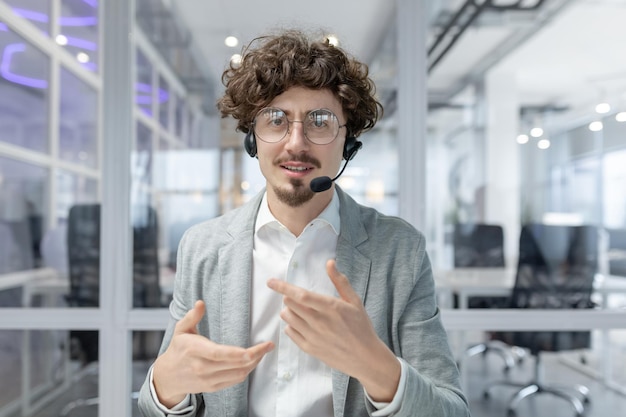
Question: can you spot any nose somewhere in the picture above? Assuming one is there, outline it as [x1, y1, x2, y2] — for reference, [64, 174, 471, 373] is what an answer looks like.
[284, 120, 309, 153]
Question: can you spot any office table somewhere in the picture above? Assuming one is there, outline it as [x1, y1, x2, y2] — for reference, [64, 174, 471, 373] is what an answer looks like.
[434, 267, 626, 393]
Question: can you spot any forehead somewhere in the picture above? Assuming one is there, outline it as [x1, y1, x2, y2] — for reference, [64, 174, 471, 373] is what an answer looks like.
[268, 86, 343, 117]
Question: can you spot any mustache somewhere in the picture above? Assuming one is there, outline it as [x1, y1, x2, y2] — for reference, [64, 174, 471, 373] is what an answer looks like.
[274, 154, 321, 168]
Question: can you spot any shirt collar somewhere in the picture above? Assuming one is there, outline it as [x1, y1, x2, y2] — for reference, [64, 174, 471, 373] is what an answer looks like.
[255, 190, 341, 235]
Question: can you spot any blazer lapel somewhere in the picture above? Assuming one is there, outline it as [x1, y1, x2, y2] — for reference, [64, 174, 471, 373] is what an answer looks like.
[216, 193, 263, 417]
[332, 188, 372, 417]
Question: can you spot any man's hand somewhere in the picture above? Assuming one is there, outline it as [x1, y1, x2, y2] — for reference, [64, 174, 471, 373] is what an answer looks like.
[152, 300, 274, 408]
[267, 259, 401, 402]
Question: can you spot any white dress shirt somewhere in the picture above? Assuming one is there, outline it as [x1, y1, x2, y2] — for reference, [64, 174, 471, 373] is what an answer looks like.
[149, 190, 406, 416]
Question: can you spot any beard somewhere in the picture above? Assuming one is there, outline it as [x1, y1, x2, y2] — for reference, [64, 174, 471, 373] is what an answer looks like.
[270, 154, 320, 207]
[272, 178, 316, 207]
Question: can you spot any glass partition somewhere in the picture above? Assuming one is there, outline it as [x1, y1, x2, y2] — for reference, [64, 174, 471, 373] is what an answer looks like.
[0, 328, 99, 417]
[0, 24, 50, 153]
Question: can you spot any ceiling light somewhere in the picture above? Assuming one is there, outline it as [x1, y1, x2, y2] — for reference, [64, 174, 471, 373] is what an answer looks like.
[55, 34, 68, 45]
[588, 121, 603, 131]
[537, 139, 550, 149]
[516, 134, 529, 144]
[616, 112, 626, 122]
[325, 35, 339, 46]
[76, 52, 90, 63]
[230, 53, 242, 65]
[530, 127, 543, 137]
[224, 36, 238, 47]
[595, 102, 611, 114]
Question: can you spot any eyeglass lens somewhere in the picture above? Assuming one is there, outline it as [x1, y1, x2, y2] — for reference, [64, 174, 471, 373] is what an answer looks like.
[253, 108, 340, 144]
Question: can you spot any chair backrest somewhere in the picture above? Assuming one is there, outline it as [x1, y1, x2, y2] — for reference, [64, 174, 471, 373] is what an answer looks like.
[511, 224, 598, 310]
[496, 224, 599, 354]
[66, 204, 161, 308]
[131, 204, 161, 308]
[453, 223, 505, 267]
[67, 204, 101, 307]
[607, 228, 626, 276]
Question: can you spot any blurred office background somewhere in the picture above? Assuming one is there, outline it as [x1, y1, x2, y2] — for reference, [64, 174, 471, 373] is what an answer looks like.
[0, 0, 625, 416]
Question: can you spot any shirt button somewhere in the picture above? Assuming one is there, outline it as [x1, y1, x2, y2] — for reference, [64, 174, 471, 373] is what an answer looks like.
[283, 372, 292, 381]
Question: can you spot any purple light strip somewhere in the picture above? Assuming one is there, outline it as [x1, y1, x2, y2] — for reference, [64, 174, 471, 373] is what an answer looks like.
[82, 0, 99, 8]
[0, 23, 8, 32]
[62, 35, 97, 51]
[11, 8, 48, 23]
[59, 16, 97, 27]
[135, 96, 153, 105]
[11, 7, 97, 27]
[135, 83, 170, 103]
[135, 82, 152, 94]
[80, 61, 97, 72]
[0, 43, 48, 89]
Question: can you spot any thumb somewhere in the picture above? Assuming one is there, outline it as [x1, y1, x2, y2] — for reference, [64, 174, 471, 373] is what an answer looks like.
[326, 259, 361, 305]
[174, 300, 205, 335]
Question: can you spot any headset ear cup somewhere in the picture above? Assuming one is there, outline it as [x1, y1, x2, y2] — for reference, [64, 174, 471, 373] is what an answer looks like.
[343, 137, 362, 160]
[244, 131, 257, 157]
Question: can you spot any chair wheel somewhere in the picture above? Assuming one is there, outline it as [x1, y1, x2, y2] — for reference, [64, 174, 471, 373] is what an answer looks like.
[507, 409, 516, 417]
[483, 391, 490, 400]
[503, 365, 510, 374]
[583, 396, 590, 404]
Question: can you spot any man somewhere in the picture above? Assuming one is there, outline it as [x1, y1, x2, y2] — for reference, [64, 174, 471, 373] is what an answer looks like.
[139, 29, 470, 417]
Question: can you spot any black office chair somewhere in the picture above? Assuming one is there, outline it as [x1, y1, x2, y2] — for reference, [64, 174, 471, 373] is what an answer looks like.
[62, 204, 161, 415]
[453, 223, 525, 372]
[606, 228, 626, 277]
[483, 224, 598, 417]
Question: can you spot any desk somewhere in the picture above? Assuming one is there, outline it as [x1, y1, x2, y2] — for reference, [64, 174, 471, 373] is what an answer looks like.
[435, 267, 626, 394]
[435, 267, 516, 309]
[0, 267, 175, 417]
[435, 268, 626, 310]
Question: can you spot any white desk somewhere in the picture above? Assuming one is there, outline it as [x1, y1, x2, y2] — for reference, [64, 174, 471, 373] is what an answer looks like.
[435, 267, 516, 309]
[435, 267, 626, 310]
[0, 267, 175, 417]
[434, 267, 626, 394]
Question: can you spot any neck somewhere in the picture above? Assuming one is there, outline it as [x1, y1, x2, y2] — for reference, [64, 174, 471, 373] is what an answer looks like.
[266, 187, 334, 236]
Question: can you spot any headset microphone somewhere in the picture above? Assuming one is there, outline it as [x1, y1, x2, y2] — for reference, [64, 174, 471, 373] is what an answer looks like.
[310, 159, 350, 192]
[310, 137, 362, 193]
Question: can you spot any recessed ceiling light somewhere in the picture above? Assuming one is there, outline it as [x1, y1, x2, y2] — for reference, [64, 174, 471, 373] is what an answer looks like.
[588, 121, 603, 131]
[55, 34, 68, 45]
[616, 112, 626, 122]
[516, 134, 529, 144]
[326, 35, 339, 46]
[595, 102, 611, 114]
[537, 139, 550, 149]
[225, 36, 238, 48]
[230, 54, 242, 65]
[530, 127, 543, 137]
[76, 52, 90, 63]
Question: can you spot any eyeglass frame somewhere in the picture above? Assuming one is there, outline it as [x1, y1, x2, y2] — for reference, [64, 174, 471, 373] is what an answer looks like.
[251, 107, 348, 145]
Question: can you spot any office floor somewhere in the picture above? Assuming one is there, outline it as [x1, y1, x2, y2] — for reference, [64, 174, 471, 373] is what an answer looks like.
[3, 341, 625, 417]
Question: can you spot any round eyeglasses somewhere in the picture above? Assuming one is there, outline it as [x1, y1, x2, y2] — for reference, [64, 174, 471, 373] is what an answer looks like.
[252, 107, 346, 145]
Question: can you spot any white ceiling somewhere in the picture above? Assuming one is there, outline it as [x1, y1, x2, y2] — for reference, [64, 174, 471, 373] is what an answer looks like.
[167, 0, 626, 122]
[169, 0, 395, 85]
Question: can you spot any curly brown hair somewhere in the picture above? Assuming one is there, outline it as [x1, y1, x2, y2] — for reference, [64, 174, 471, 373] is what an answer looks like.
[216, 29, 383, 138]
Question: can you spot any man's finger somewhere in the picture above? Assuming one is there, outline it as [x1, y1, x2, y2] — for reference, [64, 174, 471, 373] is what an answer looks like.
[174, 300, 205, 335]
[203, 340, 275, 365]
[326, 259, 361, 304]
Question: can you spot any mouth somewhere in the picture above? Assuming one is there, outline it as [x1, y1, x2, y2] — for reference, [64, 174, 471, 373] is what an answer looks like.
[280, 163, 315, 177]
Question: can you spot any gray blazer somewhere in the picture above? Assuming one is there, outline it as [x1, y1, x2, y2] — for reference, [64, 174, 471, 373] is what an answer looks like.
[139, 187, 470, 417]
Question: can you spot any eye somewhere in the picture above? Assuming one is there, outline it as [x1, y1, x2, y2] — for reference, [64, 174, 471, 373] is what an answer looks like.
[307, 110, 333, 129]
[260, 109, 286, 128]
